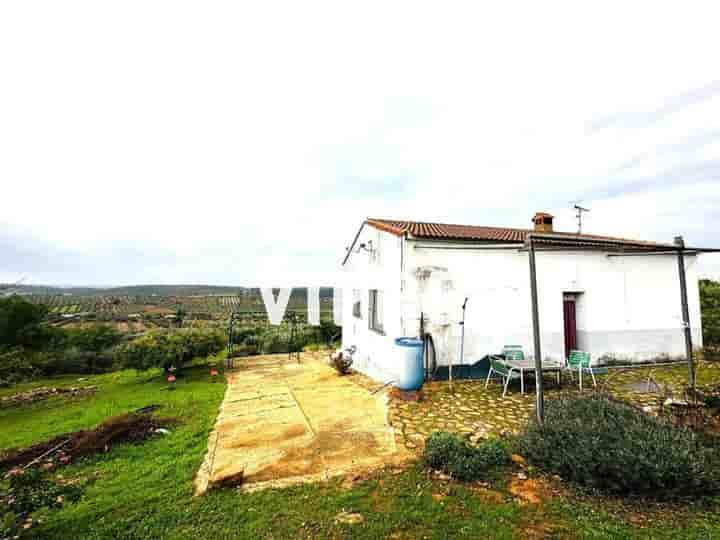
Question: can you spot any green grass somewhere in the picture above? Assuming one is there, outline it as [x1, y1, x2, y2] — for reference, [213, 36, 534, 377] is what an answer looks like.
[1, 367, 719, 539]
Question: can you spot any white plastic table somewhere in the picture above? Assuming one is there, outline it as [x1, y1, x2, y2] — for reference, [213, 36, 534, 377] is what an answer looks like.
[494, 357, 564, 394]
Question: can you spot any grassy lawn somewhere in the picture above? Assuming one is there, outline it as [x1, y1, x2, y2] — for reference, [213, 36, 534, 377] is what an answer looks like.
[1, 366, 719, 539]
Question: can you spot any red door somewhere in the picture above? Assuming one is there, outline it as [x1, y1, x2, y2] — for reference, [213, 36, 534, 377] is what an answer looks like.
[563, 298, 577, 360]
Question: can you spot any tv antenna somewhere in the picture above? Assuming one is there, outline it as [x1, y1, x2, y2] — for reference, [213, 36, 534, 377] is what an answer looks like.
[571, 202, 590, 234]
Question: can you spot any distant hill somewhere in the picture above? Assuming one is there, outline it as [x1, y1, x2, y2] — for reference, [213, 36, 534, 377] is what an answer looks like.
[5, 284, 334, 300]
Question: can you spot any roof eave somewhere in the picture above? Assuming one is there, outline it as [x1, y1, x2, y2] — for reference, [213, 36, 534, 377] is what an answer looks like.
[365, 218, 406, 237]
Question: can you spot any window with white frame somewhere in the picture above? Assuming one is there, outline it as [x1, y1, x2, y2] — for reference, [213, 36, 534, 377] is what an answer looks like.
[352, 289, 362, 318]
[368, 289, 384, 333]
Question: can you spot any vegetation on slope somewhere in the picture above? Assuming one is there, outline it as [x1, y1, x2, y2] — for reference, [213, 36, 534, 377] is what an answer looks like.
[0, 368, 718, 539]
[701, 279, 720, 349]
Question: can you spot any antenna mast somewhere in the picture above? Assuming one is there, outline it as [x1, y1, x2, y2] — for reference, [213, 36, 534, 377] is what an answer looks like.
[572, 203, 590, 234]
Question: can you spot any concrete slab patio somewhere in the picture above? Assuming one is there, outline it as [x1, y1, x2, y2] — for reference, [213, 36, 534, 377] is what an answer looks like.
[195, 354, 408, 494]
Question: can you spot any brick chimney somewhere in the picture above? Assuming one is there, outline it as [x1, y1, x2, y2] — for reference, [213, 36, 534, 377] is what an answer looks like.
[532, 212, 554, 233]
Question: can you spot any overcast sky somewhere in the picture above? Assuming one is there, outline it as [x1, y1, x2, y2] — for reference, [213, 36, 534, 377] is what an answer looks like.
[1, 2, 719, 286]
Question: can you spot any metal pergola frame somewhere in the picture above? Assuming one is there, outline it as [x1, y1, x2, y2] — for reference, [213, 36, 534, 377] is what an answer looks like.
[525, 233, 719, 424]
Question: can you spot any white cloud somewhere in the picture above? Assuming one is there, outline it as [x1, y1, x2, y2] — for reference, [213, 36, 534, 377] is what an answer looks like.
[0, 1, 719, 284]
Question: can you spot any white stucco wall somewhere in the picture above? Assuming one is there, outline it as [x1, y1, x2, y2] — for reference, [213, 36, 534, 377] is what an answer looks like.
[341, 226, 404, 382]
[406, 242, 702, 367]
[342, 225, 704, 381]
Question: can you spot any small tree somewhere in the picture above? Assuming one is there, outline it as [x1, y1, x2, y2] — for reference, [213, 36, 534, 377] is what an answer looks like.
[117, 329, 225, 372]
[0, 296, 48, 349]
[64, 324, 122, 351]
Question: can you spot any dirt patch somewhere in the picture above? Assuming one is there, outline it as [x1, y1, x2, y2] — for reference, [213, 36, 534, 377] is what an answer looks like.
[509, 475, 558, 506]
[471, 486, 506, 503]
[521, 521, 566, 540]
[0, 413, 175, 471]
[1, 386, 97, 409]
[389, 387, 424, 402]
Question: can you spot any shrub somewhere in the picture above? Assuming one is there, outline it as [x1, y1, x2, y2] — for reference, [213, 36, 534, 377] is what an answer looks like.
[258, 332, 287, 354]
[318, 320, 341, 345]
[117, 329, 225, 371]
[518, 395, 720, 498]
[44, 348, 116, 375]
[700, 279, 720, 348]
[0, 349, 44, 386]
[241, 335, 258, 347]
[231, 326, 264, 346]
[473, 438, 512, 469]
[423, 432, 510, 481]
[0, 296, 48, 349]
[1, 467, 83, 538]
[63, 325, 122, 351]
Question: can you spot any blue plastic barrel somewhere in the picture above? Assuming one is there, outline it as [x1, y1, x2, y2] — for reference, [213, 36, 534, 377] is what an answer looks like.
[394, 337, 424, 391]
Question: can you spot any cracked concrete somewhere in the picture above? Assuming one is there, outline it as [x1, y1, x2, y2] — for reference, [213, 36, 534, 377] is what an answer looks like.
[194, 354, 408, 495]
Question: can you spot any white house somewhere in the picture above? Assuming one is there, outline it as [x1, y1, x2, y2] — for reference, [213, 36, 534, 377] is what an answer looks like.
[341, 213, 709, 383]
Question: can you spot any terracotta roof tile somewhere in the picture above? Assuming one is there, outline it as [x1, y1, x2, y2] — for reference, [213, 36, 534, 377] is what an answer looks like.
[365, 218, 674, 249]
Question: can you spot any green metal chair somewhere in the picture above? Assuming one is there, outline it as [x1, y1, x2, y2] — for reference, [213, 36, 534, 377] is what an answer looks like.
[567, 350, 597, 391]
[501, 345, 525, 362]
[485, 356, 521, 397]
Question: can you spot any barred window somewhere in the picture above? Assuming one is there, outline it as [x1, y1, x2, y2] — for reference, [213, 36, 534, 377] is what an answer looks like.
[352, 289, 362, 318]
[368, 289, 384, 334]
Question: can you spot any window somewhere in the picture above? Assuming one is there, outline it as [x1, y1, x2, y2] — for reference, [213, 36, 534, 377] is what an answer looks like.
[368, 289, 384, 333]
[352, 289, 362, 318]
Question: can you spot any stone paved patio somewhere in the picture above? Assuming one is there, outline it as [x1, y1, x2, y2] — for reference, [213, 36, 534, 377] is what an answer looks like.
[389, 361, 720, 453]
[195, 353, 407, 495]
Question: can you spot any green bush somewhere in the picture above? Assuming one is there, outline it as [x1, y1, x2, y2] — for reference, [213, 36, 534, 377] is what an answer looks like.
[0, 349, 44, 386]
[43, 348, 116, 375]
[701, 279, 720, 348]
[231, 326, 264, 346]
[1, 467, 83, 538]
[63, 325, 122, 351]
[318, 320, 341, 345]
[518, 395, 720, 498]
[0, 346, 118, 383]
[228, 321, 340, 356]
[423, 432, 510, 481]
[117, 329, 225, 371]
[258, 332, 287, 354]
[0, 296, 48, 349]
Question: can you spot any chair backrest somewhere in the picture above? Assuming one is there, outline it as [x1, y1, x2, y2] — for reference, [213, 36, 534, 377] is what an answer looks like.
[568, 350, 590, 368]
[490, 358, 511, 376]
[502, 345, 525, 362]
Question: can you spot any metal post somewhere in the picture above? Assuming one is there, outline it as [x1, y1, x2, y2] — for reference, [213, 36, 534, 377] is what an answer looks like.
[674, 236, 695, 392]
[528, 235, 544, 424]
[454, 298, 468, 391]
[227, 312, 235, 369]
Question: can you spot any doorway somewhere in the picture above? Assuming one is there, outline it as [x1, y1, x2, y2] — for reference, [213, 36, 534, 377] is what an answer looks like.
[563, 293, 578, 360]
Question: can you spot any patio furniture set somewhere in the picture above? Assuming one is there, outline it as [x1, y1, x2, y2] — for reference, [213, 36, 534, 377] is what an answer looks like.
[485, 345, 606, 396]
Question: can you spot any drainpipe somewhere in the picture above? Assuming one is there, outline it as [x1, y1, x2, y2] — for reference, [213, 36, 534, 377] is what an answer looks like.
[674, 236, 695, 393]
